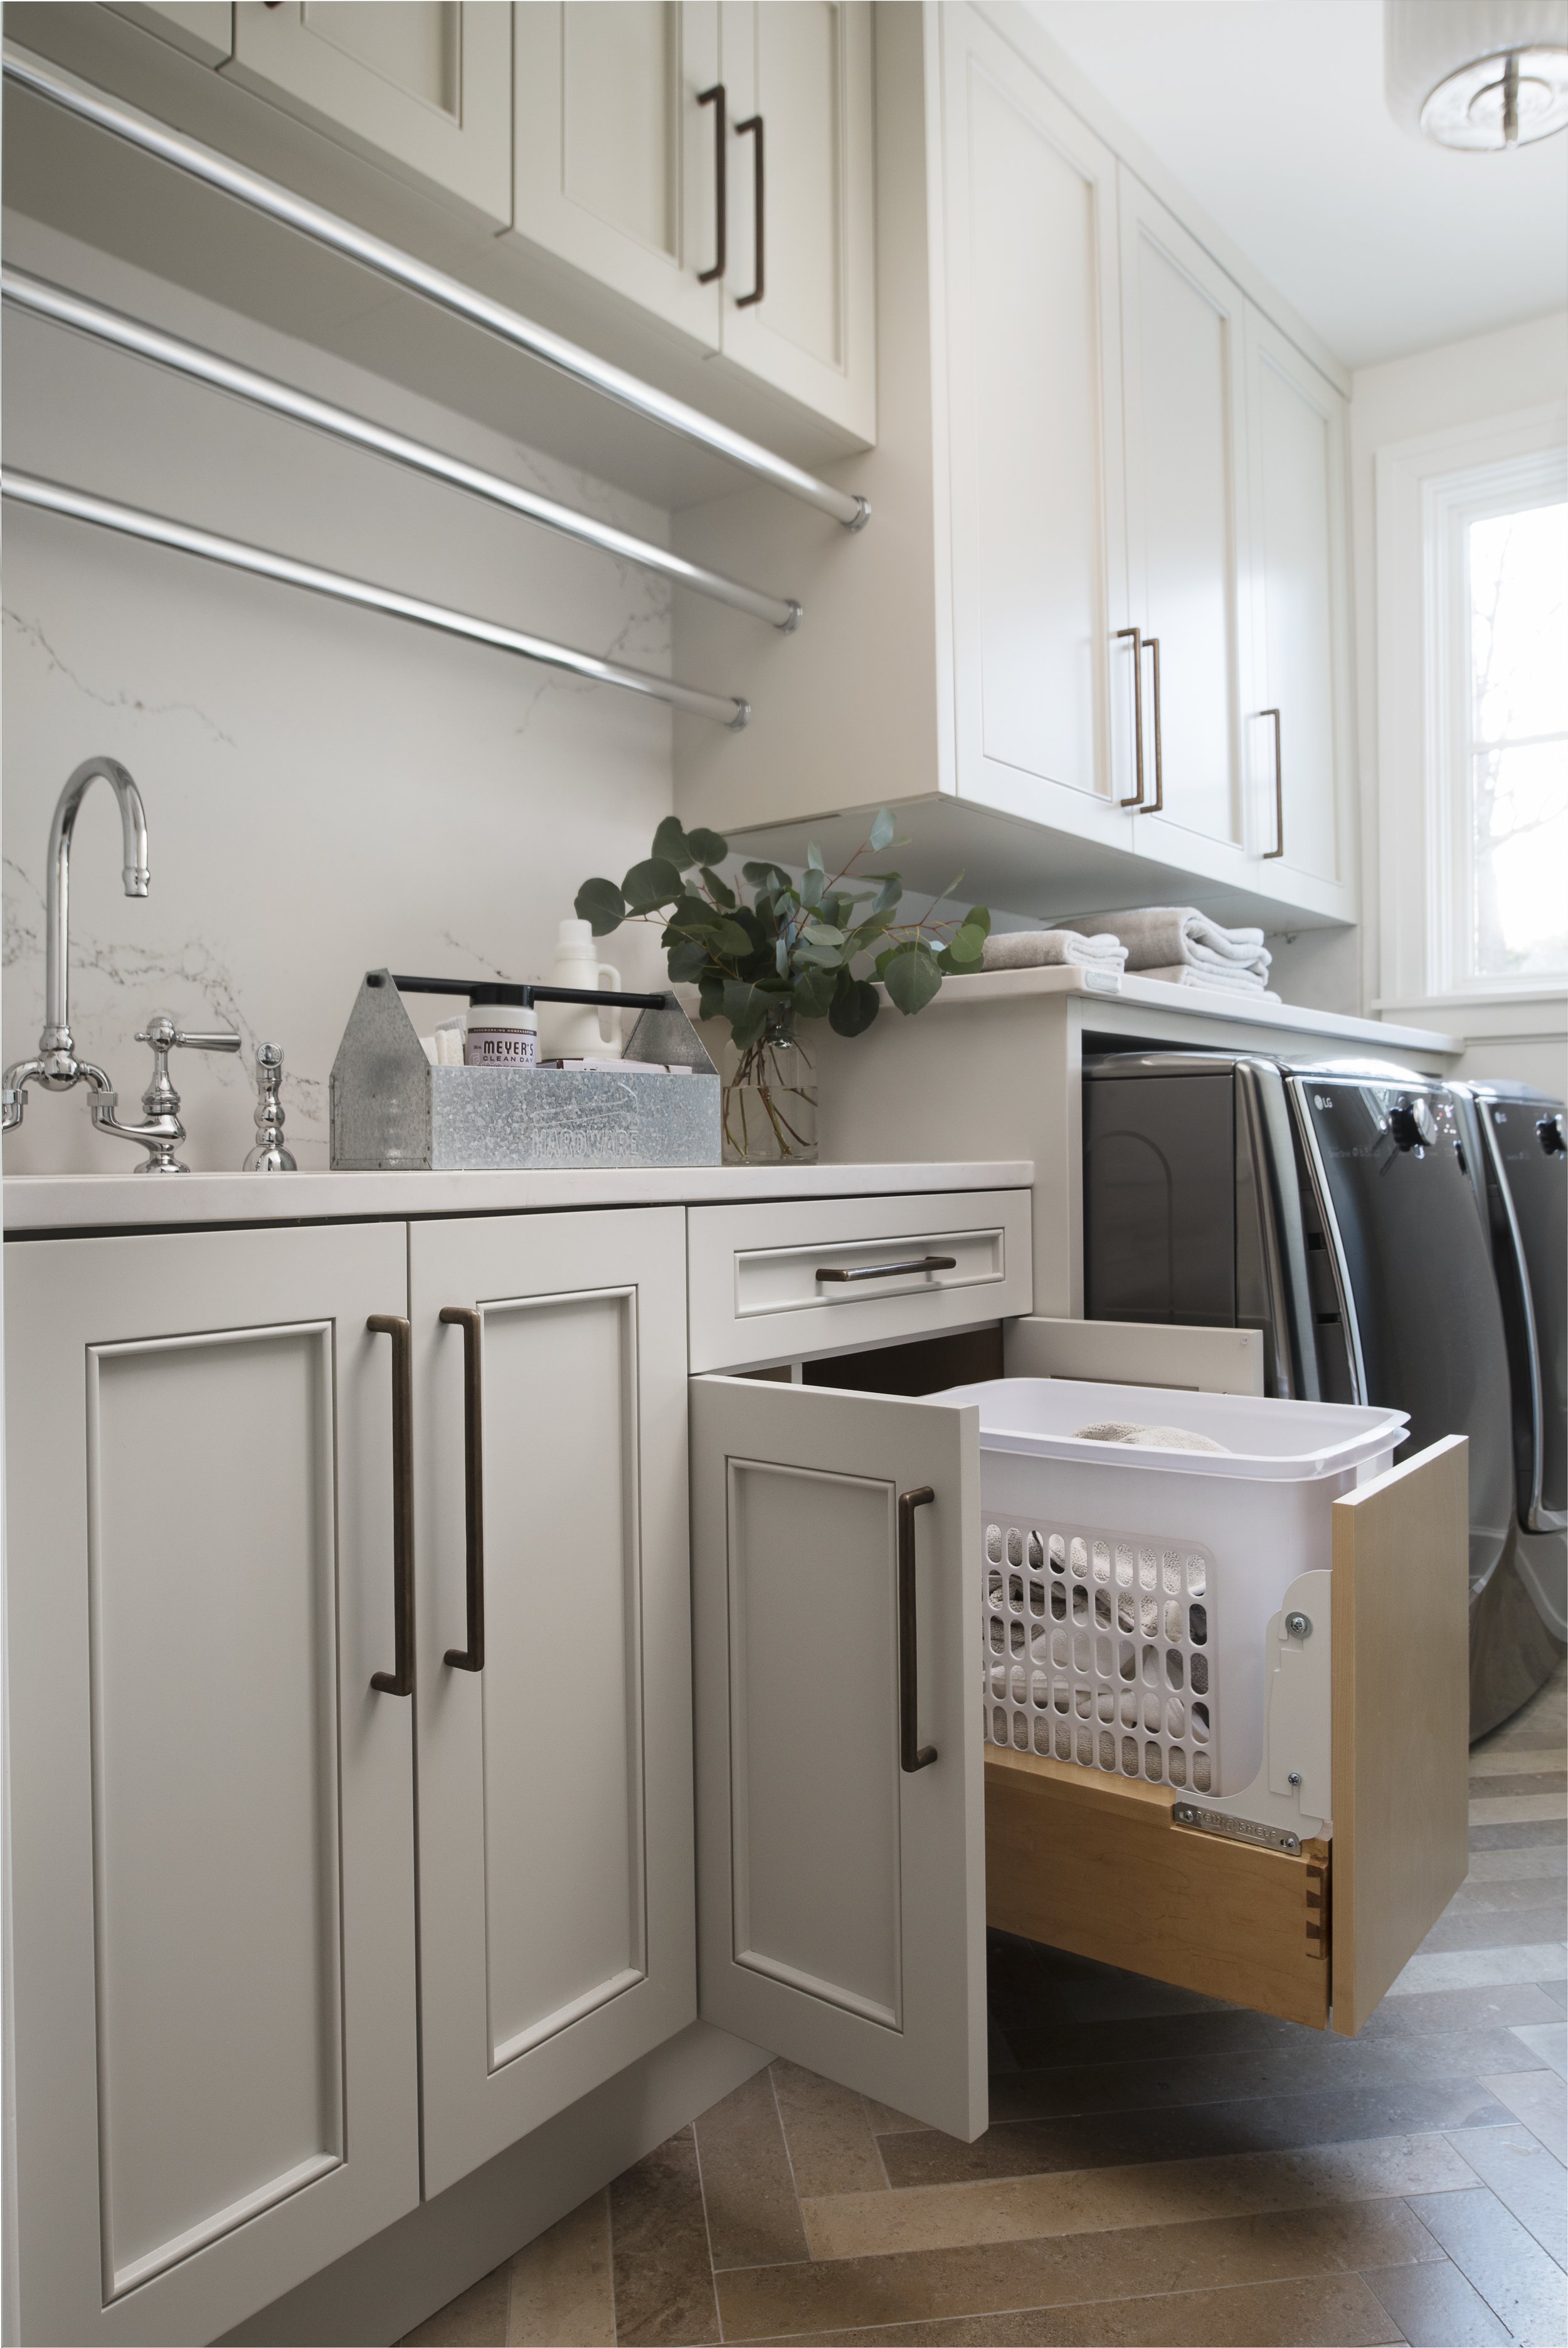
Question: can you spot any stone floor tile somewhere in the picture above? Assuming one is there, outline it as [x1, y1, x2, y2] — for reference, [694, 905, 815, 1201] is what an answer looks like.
[1510, 2020, 1568, 2078]
[1469, 1793, 1568, 1827]
[1408, 2183, 1568, 2345]
[1463, 1846, 1568, 1883]
[733, 2271, 1402, 2345]
[506, 2192, 613, 2348]
[1362, 2256, 1510, 2346]
[1448, 1876, 1568, 1915]
[800, 2132, 1478, 2261]
[608, 2127, 720, 2346]
[772, 2060, 889, 2198]
[1539, 1977, 1568, 2010]
[1385, 1943, 1567, 1997]
[1419, 1905, 1568, 1954]
[1478, 2066, 1568, 2160]
[1448, 2122, 1568, 2261]
[1469, 1750, 1567, 1780]
[399, 2263, 510, 2347]
[864, 2099, 932, 2136]
[878, 2075, 1510, 2188]
[692, 2068, 808, 2271]
[1358, 1982, 1566, 2038]
[1468, 1819, 1568, 1852]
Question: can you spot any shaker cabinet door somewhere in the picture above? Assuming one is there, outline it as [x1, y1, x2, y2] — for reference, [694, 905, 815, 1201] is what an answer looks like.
[226, 3, 514, 226]
[716, 0, 875, 440]
[1243, 302, 1350, 887]
[512, 0, 723, 349]
[3, 1224, 418, 2347]
[943, 6, 1134, 840]
[411, 1207, 696, 2197]
[690, 1373, 988, 2140]
[1118, 169, 1249, 853]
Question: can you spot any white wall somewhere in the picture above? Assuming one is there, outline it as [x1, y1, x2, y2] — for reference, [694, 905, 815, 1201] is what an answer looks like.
[1349, 307, 1568, 1098]
[2, 216, 679, 1175]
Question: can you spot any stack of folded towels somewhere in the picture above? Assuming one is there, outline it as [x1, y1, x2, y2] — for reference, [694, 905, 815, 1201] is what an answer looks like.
[979, 907, 1274, 997]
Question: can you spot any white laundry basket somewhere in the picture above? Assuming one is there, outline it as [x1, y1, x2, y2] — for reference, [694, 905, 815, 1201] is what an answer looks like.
[933, 1378, 1408, 1797]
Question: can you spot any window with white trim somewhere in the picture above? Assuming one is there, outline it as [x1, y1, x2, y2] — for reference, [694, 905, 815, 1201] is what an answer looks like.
[1429, 453, 1567, 989]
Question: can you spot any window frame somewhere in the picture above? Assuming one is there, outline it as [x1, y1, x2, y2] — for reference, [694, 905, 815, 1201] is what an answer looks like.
[1375, 402, 1568, 1020]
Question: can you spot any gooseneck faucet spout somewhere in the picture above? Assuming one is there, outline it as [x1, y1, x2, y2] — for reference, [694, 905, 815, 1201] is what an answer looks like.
[41, 755, 149, 1081]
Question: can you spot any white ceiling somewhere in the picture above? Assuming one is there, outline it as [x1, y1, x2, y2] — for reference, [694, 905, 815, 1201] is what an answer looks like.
[1021, 0, 1568, 369]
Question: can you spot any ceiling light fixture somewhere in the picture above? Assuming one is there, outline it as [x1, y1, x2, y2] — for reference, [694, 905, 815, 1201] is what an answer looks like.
[1385, 0, 1568, 147]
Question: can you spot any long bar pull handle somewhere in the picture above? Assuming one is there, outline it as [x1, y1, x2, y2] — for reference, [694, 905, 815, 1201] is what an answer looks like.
[1261, 708, 1285, 859]
[368, 1315, 414, 1696]
[1141, 635, 1164, 814]
[1116, 626, 1145, 806]
[898, 1487, 938, 1774]
[816, 1256, 957, 1284]
[440, 1308, 485, 1672]
[736, 113, 765, 306]
[697, 85, 726, 283]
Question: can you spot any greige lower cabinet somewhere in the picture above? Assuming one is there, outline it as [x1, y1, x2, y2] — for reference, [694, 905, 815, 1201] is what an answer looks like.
[4, 1205, 696, 2345]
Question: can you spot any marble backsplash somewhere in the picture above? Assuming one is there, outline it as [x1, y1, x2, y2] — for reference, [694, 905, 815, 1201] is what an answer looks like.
[2, 215, 678, 1175]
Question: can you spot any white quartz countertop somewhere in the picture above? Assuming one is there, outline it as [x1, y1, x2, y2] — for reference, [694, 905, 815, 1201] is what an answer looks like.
[917, 966, 1466, 1054]
[3, 1160, 1035, 1235]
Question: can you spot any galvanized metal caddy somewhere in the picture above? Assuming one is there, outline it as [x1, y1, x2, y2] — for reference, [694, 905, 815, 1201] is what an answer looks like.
[330, 970, 721, 1170]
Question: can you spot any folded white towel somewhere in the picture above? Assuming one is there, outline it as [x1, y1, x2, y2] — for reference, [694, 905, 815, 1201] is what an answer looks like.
[979, 929, 1127, 972]
[1058, 906, 1270, 978]
[1140, 965, 1279, 1000]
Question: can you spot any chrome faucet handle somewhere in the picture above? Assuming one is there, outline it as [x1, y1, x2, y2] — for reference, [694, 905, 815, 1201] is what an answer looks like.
[244, 1042, 297, 1172]
[101, 1013, 243, 1173]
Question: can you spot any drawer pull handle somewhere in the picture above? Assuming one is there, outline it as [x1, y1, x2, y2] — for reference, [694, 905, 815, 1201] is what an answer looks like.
[697, 85, 726, 284]
[440, 1307, 485, 1673]
[367, 1314, 414, 1697]
[1261, 707, 1285, 859]
[898, 1487, 937, 1773]
[736, 110, 765, 307]
[815, 1255, 957, 1284]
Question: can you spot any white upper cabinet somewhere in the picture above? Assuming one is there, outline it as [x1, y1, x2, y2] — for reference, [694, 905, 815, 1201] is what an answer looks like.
[717, 1, 876, 438]
[1243, 302, 1350, 887]
[225, 2, 514, 225]
[4, 1224, 419, 2347]
[943, 6, 1132, 835]
[1118, 171, 1249, 853]
[410, 1207, 697, 2197]
[513, 1, 723, 349]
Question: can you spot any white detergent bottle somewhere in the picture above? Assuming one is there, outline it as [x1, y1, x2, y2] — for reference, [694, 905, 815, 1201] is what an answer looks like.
[537, 918, 623, 1059]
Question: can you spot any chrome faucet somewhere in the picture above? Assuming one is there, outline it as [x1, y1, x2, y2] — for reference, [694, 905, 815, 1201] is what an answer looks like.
[3, 756, 239, 1170]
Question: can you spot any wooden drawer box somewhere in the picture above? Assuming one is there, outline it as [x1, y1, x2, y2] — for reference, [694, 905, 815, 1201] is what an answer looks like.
[687, 1190, 1032, 1372]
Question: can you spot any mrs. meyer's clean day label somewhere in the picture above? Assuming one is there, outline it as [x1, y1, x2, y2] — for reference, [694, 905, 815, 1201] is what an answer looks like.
[463, 985, 538, 1069]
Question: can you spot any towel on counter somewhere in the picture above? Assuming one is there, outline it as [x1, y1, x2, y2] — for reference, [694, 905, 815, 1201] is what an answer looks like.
[978, 929, 1127, 973]
[1057, 906, 1271, 982]
[1139, 963, 1279, 1000]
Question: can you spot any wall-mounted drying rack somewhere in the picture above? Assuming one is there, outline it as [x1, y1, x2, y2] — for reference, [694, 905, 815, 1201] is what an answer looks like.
[1, 42, 870, 531]
[0, 470, 751, 729]
[1, 270, 800, 633]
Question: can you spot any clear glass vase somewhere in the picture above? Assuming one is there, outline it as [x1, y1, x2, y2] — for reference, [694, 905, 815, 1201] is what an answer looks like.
[721, 1008, 818, 1165]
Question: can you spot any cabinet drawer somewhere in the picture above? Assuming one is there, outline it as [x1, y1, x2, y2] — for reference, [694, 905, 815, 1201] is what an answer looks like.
[687, 1189, 1032, 1371]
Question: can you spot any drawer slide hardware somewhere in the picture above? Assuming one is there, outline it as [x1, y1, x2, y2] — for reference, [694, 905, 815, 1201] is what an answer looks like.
[1172, 1801, 1303, 1857]
[817, 1255, 957, 1284]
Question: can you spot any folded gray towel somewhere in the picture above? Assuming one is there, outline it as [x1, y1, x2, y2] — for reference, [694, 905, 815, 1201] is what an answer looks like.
[979, 929, 1127, 972]
[1057, 906, 1270, 978]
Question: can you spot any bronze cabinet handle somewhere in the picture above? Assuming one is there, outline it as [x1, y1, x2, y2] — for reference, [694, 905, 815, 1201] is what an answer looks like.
[1116, 626, 1145, 805]
[440, 1307, 485, 1672]
[1141, 635, 1163, 813]
[697, 85, 726, 283]
[898, 1487, 938, 1772]
[736, 112, 765, 306]
[1261, 707, 1284, 858]
[815, 1255, 957, 1283]
[368, 1314, 414, 1696]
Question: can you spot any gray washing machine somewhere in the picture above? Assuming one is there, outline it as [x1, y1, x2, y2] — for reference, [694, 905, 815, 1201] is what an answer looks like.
[1083, 1052, 1550, 1733]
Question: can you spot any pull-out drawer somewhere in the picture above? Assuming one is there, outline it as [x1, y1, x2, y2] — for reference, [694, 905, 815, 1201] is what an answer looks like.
[687, 1190, 1032, 1372]
[691, 1368, 1469, 2140]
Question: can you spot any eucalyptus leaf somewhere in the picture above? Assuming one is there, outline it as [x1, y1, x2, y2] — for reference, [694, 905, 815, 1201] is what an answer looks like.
[651, 815, 695, 870]
[799, 866, 825, 910]
[686, 826, 729, 866]
[806, 841, 826, 872]
[742, 860, 793, 892]
[666, 938, 709, 982]
[575, 876, 626, 936]
[945, 924, 987, 968]
[882, 942, 943, 1016]
[697, 975, 726, 1025]
[709, 918, 756, 960]
[869, 808, 897, 851]
[829, 975, 880, 1036]
[621, 856, 683, 907]
[790, 966, 837, 1020]
[700, 867, 737, 909]
[792, 943, 843, 970]
[871, 874, 901, 917]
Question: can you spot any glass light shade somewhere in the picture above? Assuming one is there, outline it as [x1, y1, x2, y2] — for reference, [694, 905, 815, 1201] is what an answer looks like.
[1385, 0, 1568, 146]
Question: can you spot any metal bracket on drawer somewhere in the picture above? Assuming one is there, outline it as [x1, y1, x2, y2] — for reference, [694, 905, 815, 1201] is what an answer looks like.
[1171, 1803, 1304, 1857]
